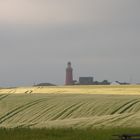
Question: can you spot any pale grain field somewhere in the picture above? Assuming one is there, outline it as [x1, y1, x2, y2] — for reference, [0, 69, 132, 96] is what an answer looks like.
[0, 85, 140, 95]
[0, 85, 140, 129]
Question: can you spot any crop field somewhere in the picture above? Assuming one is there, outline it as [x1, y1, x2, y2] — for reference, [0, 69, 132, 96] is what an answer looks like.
[0, 85, 140, 139]
[1, 127, 140, 140]
[0, 85, 140, 129]
[0, 85, 140, 95]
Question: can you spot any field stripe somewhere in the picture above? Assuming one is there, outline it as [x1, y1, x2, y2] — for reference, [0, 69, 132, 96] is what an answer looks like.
[119, 100, 140, 114]
[28, 104, 58, 122]
[0, 98, 48, 124]
[50, 102, 85, 120]
[0, 94, 11, 101]
[110, 99, 138, 114]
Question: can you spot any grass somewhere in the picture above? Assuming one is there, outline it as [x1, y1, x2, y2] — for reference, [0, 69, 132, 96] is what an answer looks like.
[0, 128, 140, 140]
[0, 92, 140, 128]
[0, 85, 140, 139]
[0, 85, 140, 128]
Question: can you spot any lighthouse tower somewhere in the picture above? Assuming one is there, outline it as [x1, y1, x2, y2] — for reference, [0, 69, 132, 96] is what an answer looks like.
[65, 62, 73, 85]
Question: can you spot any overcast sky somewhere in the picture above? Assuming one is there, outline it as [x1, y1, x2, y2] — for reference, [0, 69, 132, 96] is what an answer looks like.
[0, 0, 140, 87]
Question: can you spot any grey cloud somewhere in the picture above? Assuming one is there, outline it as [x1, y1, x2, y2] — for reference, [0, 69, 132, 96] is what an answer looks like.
[0, 0, 140, 86]
[0, 0, 140, 24]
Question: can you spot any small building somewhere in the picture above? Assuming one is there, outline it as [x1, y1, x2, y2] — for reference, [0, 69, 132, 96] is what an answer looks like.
[110, 81, 120, 85]
[79, 77, 94, 85]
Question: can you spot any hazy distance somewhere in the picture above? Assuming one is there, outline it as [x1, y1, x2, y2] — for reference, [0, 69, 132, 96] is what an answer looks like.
[0, 0, 140, 87]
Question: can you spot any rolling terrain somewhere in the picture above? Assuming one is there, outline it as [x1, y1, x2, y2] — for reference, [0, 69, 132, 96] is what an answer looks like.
[0, 85, 140, 129]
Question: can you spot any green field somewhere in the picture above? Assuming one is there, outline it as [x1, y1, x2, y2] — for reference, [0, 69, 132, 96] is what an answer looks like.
[0, 128, 140, 140]
[0, 85, 140, 139]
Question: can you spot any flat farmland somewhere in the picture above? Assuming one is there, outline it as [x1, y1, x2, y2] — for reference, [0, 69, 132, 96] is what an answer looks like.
[0, 85, 140, 95]
[0, 85, 140, 129]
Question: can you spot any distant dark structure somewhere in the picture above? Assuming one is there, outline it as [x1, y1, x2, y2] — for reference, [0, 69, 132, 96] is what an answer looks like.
[65, 62, 73, 85]
[79, 77, 94, 85]
[64, 62, 129, 86]
[34, 83, 56, 86]
[94, 80, 110, 85]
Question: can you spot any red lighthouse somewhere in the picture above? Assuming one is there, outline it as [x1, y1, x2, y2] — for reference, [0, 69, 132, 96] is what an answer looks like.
[65, 62, 73, 85]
